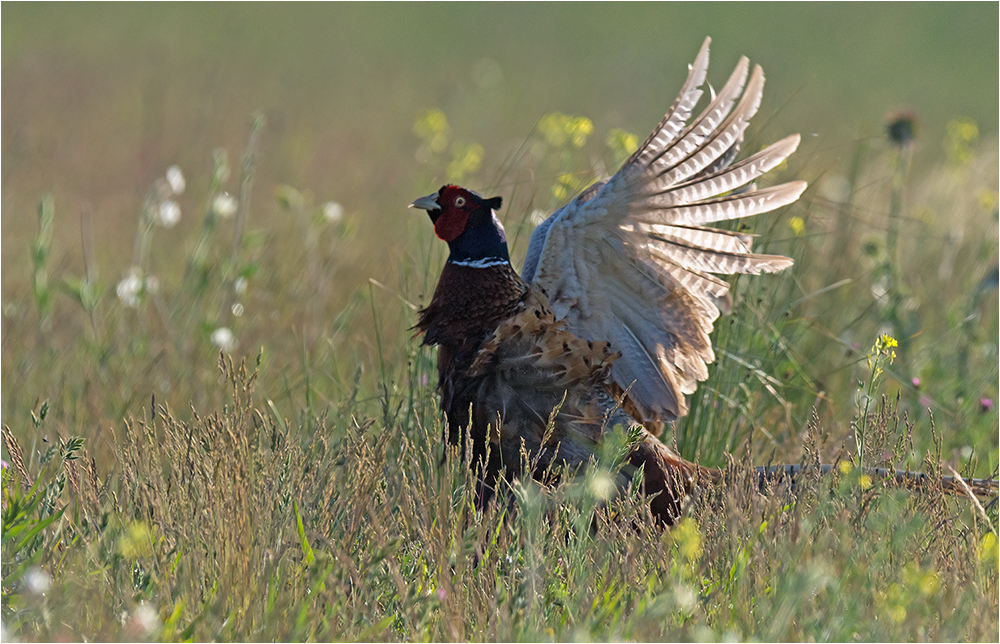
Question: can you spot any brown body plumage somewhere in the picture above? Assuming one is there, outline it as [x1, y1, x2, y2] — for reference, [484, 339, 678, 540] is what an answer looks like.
[418, 270, 711, 520]
[416, 262, 527, 463]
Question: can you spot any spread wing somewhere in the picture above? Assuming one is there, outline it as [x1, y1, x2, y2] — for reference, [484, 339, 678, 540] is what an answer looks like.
[521, 37, 806, 422]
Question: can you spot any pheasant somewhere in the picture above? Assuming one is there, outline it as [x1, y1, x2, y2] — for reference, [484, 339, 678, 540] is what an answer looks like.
[411, 38, 996, 523]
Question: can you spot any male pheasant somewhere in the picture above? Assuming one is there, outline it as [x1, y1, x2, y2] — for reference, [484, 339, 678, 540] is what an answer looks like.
[410, 39, 993, 523]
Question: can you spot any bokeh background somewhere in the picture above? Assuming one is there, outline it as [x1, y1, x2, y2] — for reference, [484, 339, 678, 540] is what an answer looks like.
[4, 4, 998, 274]
[2, 3, 997, 469]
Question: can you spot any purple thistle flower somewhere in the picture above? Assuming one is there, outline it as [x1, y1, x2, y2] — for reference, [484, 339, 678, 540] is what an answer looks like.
[980, 398, 994, 413]
[886, 110, 919, 147]
[911, 377, 920, 389]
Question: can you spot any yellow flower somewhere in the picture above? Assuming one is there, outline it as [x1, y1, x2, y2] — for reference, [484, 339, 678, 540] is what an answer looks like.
[445, 142, 484, 183]
[413, 109, 450, 154]
[539, 113, 593, 149]
[918, 571, 940, 597]
[980, 532, 999, 565]
[789, 216, 805, 236]
[978, 189, 998, 212]
[118, 521, 155, 558]
[568, 116, 594, 148]
[672, 518, 703, 561]
[947, 117, 978, 144]
[607, 128, 639, 166]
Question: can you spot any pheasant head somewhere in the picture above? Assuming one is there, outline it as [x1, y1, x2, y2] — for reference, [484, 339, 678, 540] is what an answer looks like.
[411, 185, 510, 267]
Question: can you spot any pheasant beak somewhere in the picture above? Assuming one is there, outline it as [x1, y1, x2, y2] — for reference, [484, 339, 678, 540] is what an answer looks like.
[409, 192, 440, 212]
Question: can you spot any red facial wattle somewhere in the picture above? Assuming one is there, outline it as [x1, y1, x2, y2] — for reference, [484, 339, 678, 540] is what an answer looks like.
[434, 210, 469, 241]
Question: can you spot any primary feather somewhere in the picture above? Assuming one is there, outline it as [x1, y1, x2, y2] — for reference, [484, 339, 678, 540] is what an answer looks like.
[525, 36, 805, 421]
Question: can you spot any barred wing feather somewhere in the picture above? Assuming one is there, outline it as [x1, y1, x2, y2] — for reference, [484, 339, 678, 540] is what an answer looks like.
[522, 37, 806, 421]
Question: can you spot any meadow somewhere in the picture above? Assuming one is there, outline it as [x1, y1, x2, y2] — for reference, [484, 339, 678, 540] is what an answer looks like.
[2, 4, 998, 641]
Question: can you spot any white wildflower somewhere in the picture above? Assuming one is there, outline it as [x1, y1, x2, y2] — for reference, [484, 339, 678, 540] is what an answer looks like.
[211, 327, 236, 352]
[158, 200, 181, 228]
[231, 303, 244, 317]
[165, 166, 185, 194]
[674, 583, 697, 613]
[323, 201, 344, 223]
[587, 471, 616, 501]
[233, 277, 248, 294]
[530, 209, 548, 226]
[116, 269, 143, 308]
[213, 192, 238, 219]
[25, 567, 51, 595]
[133, 601, 160, 635]
[870, 275, 890, 301]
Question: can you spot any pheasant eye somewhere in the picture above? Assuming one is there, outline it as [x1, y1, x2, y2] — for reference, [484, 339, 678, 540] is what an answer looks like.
[455, 196, 466, 207]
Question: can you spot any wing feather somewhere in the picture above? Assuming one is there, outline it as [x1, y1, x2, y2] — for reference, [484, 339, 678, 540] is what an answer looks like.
[642, 65, 764, 192]
[525, 37, 806, 421]
[627, 37, 712, 170]
[643, 134, 801, 208]
[636, 181, 807, 227]
[640, 57, 751, 181]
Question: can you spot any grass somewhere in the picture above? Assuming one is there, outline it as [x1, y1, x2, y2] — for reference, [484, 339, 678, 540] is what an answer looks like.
[2, 354, 997, 641]
[2, 5, 998, 641]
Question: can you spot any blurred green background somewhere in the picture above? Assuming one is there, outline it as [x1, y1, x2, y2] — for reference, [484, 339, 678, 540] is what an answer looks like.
[3, 3, 998, 275]
[2, 3, 997, 468]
